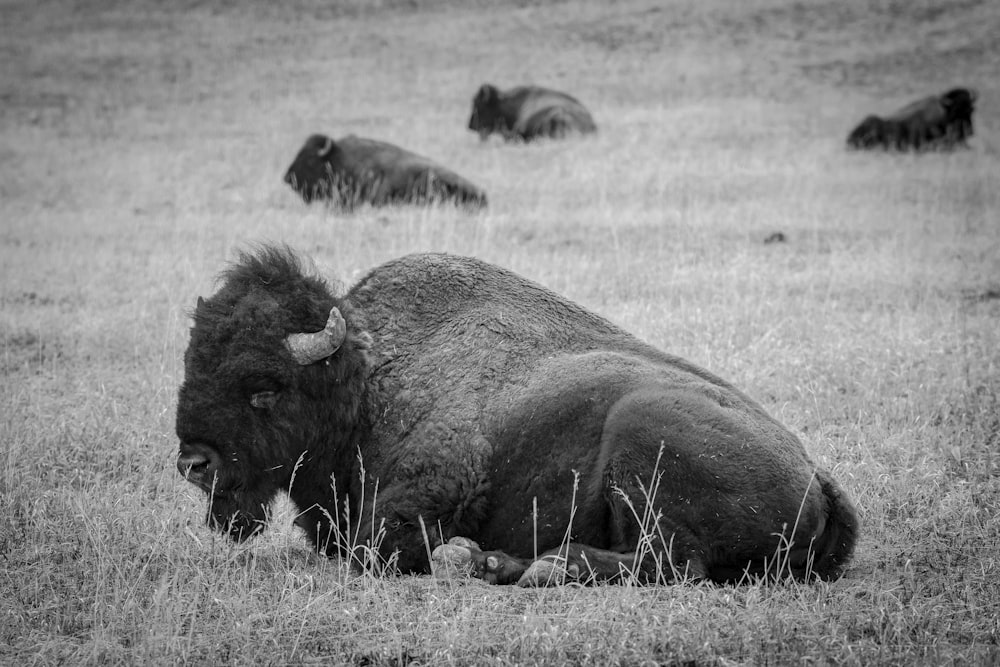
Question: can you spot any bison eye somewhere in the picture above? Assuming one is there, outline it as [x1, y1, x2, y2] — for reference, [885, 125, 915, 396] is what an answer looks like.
[250, 390, 279, 409]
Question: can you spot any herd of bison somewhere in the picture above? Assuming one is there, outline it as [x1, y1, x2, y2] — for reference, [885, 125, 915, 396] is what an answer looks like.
[282, 83, 977, 209]
[175, 81, 978, 587]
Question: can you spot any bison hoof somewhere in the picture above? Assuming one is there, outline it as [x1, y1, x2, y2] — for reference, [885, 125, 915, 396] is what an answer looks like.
[432, 537, 536, 585]
[430, 537, 483, 579]
[516, 556, 581, 588]
[431, 543, 473, 578]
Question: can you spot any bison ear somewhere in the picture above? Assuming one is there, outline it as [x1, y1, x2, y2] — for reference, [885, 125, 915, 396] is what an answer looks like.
[196, 296, 206, 311]
[317, 137, 334, 158]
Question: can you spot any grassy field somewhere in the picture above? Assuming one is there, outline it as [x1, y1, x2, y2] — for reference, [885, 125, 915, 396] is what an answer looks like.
[2, 0, 999, 664]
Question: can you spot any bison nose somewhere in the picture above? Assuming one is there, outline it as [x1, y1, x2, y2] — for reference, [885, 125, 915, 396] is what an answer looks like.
[177, 443, 222, 490]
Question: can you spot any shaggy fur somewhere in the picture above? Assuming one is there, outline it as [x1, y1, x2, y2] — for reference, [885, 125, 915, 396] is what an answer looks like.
[176, 246, 859, 584]
[467, 84, 597, 142]
[283, 134, 488, 208]
[846, 87, 977, 151]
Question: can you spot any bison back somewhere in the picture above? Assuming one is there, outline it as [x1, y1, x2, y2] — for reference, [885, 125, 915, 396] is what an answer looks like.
[523, 104, 597, 140]
[336, 136, 486, 207]
[508, 88, 595, 140]
[347, 253, 732, 399]
[885, 95, 944, 124]
[348, 253, 627, 350]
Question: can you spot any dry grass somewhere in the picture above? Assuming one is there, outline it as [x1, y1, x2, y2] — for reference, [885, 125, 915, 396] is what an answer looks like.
[2, 0, 999, 664]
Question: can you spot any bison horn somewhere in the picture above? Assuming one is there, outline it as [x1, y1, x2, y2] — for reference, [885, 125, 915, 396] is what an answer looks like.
[317, 137, 334, 158]
[284, 306, 347, 365]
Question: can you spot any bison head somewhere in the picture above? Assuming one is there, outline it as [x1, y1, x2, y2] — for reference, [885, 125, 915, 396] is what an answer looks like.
[941, 88, 977, 117]
[940, 87, 977, 141]
[175, 246, 370, 544]
[284, 134, 339, 203]
[468, 84, 501, 140]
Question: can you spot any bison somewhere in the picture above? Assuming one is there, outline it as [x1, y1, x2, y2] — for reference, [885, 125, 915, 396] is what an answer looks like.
[176, 246, 858, 586]
[468, 84, 597, 142]
[846, 87, 977, 151]
[283, 134, 488, 209]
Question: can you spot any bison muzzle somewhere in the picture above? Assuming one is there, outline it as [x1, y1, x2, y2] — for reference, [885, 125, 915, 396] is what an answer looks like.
[176, 246, 858, 585]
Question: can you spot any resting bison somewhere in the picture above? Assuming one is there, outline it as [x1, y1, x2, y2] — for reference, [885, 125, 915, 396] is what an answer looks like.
[468, 84, 597, 142]
[283, 134, 488, 209]
[176, 247, 858, 586]
[847, 88, 977, 151]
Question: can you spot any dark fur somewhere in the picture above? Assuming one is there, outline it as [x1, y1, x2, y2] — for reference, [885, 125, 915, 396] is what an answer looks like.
[283, 134, 488, 208]
[468, 84, 597, 142]
[176, 246, 859, 584]
[847, 87, 977, 151]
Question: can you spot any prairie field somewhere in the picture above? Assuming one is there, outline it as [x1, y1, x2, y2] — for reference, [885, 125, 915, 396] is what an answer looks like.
[2, 0, 999, 664]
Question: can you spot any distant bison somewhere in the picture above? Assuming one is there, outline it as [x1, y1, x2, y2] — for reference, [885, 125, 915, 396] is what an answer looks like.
[283, 134, 488, 209]
[468, 84, 597, 142]
[847, 88, 977, 151]
[176, 246, 858, 586]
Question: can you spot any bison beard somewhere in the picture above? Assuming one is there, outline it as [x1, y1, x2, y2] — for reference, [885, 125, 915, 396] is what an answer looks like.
[175, 246, 859, 586]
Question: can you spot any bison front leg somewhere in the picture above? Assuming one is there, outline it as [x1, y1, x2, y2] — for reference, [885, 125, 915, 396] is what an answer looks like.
[431, 538, 685, 587]
[339, 457, 495, 575]
[432, 537, 534, 584]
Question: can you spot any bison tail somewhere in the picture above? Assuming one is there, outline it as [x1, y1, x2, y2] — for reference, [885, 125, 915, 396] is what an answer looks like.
[807, 469, 859, 580]
[846, 116, 883, 150]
